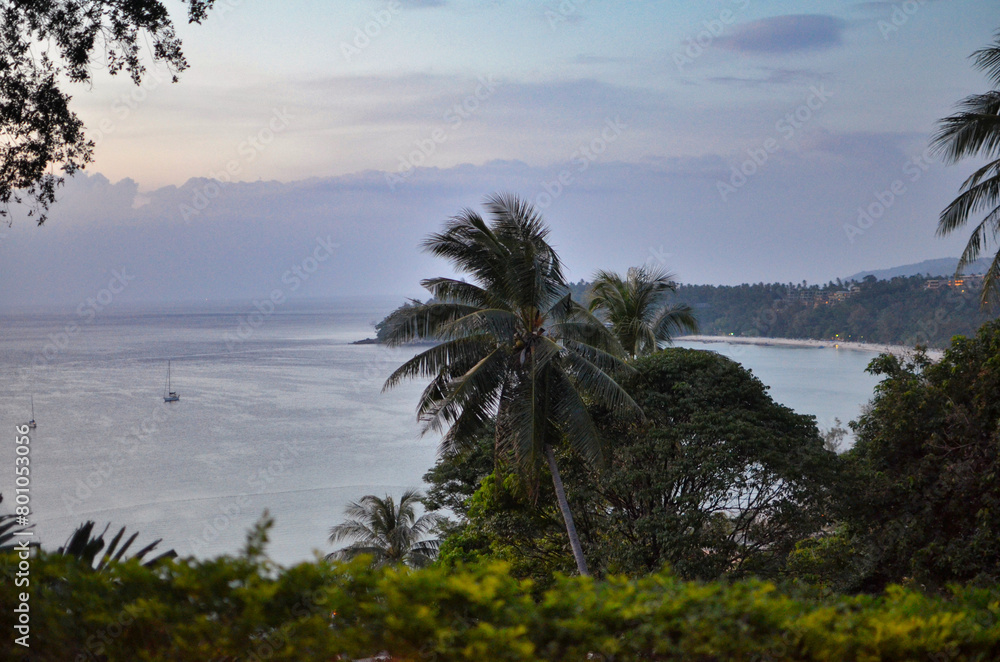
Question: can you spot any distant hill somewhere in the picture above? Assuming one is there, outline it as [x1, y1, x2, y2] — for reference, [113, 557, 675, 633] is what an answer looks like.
[847, 257, 992, 282]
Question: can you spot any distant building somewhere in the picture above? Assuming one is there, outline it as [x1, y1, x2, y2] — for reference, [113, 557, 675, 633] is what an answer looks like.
[925, 274, 985, 290]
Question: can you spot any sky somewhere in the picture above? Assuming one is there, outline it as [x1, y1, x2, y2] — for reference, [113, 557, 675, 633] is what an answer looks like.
[2, 0, 999, 305]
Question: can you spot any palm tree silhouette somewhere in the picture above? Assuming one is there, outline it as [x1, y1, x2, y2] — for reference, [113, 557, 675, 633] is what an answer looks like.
[588, 266, 699, 358]
[381, 193, 640, 575]
[327, 490, 441, 568]
[933, 30, 1000, 306]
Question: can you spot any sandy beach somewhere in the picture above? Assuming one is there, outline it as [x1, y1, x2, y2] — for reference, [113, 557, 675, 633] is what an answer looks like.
[677, 335, 945, 361]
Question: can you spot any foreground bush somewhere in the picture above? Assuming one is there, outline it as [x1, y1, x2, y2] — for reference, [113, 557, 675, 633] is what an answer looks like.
[4, 550, 1000, 660]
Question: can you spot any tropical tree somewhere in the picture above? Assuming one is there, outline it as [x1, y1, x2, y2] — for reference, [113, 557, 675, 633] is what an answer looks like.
[327, 490, 441, 568]
[588, 266, 699, 358]
[57, 521, 176, 570]
[0, 1, 216, 224]
[795, 320, 1000, 592]
[933, 29, 1000, 306]
[382, 193, 641, 575]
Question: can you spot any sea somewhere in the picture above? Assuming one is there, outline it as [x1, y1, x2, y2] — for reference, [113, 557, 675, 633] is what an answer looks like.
[0, 298, 884, 566]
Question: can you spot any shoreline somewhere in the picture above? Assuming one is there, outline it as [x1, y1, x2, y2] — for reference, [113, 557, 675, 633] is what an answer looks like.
[676, 335, 945, 360]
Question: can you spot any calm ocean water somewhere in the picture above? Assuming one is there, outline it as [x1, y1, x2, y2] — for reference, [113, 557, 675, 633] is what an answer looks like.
[1, 299, 883, 566]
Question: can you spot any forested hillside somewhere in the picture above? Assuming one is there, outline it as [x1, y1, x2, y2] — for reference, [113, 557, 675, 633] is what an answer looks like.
[674, 275, 994, 348]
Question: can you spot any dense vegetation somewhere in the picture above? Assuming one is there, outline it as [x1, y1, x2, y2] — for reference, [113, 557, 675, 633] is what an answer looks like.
[427, 348, 837, 586]
[7, 539, 1000, 661]
[674, 276, 994, 347]
[378, 194, 642, 576]
[376, 275, 994, 348]
[790, 320, 1000, 593]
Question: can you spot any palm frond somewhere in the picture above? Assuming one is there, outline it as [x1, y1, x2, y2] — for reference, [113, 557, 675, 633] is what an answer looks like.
[560, 337, 634, 376]
[417, 346, 507, 437]
[937, 160, 1000, 237]
[380, 301, 482, 346]
[0, 514, 36, 550]
[383, 336, 493, 392]
[328, 519, 378, 545]
[497, 369, 548, 478]
[932, 91, 1000, 164]
[555, 338, 643, 420]
[327, 490, 440, 568]
[972, 32, 1000, 87]
[419, 277, 490, 307]
[652, 303, 700, 345]
[979, 249, 1000, 308]
[438, 308, 521, 344]
[58, 522, 174, 570]
[589, 265, 692, 356]
[548, 367, 605, 466]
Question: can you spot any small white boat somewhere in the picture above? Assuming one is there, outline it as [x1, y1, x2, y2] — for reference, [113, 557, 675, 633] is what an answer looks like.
[163, 361, 180, 403]
[28, 395, 36, 429]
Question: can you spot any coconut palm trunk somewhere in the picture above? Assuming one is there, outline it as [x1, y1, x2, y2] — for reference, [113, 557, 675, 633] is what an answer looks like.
[545, 443, 589, 575]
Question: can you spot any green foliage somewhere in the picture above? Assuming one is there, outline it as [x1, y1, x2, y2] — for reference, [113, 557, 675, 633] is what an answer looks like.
[380, 275, 993, 349]
[5, 548, 1000, 660]
[588, 266, 699, 357]
[327, 490, 441, 568]
[435, 469, 578, 589]
[803, 320, 1000, 592]
[428, 348, 838, 584]
[674, 276, 993, 347]
[383, 192, 640, 575]
[589, 348, 838, 580]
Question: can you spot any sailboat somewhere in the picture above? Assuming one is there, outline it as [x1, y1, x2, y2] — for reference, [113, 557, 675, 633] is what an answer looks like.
[28, 395, 36, 429]
[163, 361, 180, 402]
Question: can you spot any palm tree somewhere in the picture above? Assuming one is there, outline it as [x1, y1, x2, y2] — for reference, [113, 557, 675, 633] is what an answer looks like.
[381, 193, 640, 575]
[327, 490, 441, 568]
[933, 30, 1000, 306]
[588, 266, 699, 358]
[57, 521, 176, 570]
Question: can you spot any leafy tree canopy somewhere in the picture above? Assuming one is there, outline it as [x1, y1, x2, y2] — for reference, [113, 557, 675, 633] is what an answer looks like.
[0, 0, 215, 224]
[589, 348, 837, 580]
[428, 347, 838, 584]
[801, 320, 1000, 592]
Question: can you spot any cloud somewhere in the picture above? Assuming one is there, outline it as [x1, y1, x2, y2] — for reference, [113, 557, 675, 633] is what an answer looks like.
[0, 134, 973, 310]
[718, 15, 847, 54]
[706, 67, 831, 87]
[397, 0, 448, 7]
